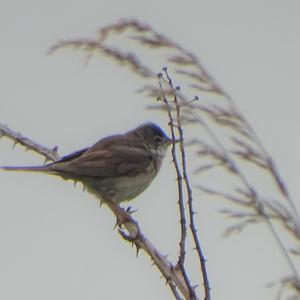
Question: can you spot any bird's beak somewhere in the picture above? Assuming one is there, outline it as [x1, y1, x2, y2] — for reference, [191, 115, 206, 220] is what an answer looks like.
[167, 138, 180, 145]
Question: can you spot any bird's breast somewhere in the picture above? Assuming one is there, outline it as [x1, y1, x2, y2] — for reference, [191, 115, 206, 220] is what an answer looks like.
[83, 159, 160, 203]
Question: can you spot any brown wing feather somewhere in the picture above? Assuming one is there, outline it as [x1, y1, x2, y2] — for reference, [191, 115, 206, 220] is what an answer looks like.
[49, 145, 153, 178]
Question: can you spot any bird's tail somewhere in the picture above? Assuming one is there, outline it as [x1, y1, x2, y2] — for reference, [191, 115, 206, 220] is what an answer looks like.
[0, 165, 50, 172]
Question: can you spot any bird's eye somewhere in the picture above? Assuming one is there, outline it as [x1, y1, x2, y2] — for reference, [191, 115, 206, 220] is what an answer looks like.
[154, 136, 162, 144]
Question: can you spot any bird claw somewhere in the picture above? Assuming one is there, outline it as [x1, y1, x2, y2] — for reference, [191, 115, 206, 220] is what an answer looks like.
[125, 206, 137, 214]
[106, 200, 132, 227]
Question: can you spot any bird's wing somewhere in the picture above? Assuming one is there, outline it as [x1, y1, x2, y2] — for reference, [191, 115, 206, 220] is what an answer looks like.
[50, 146, 153, 178]
[58, 148, 88, 162]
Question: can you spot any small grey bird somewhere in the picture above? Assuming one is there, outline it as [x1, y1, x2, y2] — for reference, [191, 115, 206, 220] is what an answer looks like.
[1, 123, 175, 203]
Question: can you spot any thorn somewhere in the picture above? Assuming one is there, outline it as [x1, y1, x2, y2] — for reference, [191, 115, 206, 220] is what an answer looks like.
[12, 140, 18, 150]
[43, 157, 50, 165]
[126, 206, 137, 214]
[113, 219, 119, 230]
[162, 254, 169, 260]
[52, 146, 58, 154]
[134, 242, 141, 257]
[162, 66, 168, 71]
[74, 181, 77, 188]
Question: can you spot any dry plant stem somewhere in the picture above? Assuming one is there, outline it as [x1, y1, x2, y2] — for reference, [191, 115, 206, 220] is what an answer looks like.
[0, 122, 60, 162]
[157, 75, 194, 299]
[157, 75, 187, 264]
[169, 284, 183, 300]
[201, 110, 300, 276]
[1, 124, 195, 300]
[229, 99, 300, 222]
[163, 69, 211, 300]
[195, 110, 300, 281]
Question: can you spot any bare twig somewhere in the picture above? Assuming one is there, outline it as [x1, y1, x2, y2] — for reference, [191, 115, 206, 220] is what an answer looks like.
[162, 68, 211, 300]
[157, 73, 194, 299]
[0, 122, 60, 162]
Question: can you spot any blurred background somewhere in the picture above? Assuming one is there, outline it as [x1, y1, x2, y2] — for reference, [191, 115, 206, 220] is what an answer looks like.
[0, 1, 300, 299]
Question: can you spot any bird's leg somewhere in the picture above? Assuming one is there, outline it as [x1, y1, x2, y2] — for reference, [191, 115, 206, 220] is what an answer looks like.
[125, 206, 137, 214]
[104, 199, 139, 241]
[104, 199, 132, 226]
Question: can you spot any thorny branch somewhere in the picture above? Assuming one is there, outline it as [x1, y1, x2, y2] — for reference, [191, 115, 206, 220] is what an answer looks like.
[157, 72, 197, 300]
[0, 122, 60, 162]
[159, 68, 211, 300]
[168, 75, 211, 300]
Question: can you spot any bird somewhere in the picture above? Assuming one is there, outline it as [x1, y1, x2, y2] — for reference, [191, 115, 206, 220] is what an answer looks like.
[1, 123, 176, 204]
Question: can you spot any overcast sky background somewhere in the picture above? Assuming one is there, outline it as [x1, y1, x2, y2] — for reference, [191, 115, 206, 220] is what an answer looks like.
[1, 1, 300, 300]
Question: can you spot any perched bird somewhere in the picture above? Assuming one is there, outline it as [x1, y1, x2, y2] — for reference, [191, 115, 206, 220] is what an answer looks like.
[1, 123, 175, 203]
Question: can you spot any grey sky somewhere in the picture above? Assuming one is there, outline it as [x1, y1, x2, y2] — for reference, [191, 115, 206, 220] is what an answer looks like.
[1, 1, 300, 299]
